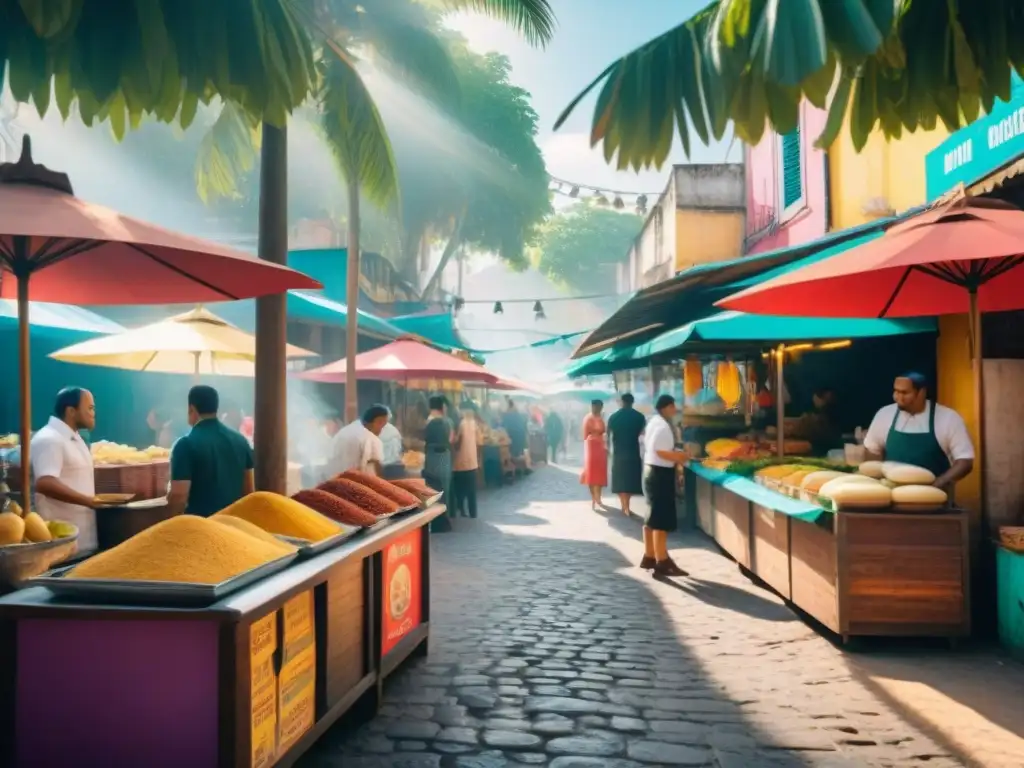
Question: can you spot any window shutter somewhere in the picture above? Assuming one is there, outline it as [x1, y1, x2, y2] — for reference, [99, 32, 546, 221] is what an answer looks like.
[781, 128, 802, 209]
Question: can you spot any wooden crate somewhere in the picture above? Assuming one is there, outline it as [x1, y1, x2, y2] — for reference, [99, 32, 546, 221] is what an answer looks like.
[695, 476, 714, 536]
[713, 487, 751, 567]
[790, 516, 840, 633]
[94, 464, 154, 500]
[751, 504, 791, 599]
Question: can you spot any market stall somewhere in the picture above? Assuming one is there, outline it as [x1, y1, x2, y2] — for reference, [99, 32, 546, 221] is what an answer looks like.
[688, 458, 970, 642]
[0, 471, 446, 767]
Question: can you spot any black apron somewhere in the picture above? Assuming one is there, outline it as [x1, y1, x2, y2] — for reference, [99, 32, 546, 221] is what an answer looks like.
[644, 464, 678, 532]
[885, 403, 951, 478]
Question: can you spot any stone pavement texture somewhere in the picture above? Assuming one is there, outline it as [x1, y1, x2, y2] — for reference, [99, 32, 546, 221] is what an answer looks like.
[299, 465, 1022, 768]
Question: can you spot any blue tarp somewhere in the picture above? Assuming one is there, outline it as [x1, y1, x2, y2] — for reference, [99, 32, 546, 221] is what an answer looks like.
[0, 300, 126, 335]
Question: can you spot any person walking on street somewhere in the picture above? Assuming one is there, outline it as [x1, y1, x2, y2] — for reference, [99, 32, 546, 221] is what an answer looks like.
[579, 399, 608, 511]
[423, 396, 455, 524]
[641, 394, 690, 577]
[544, 408, 565, 463]
[607, 392, 646, 517]
[451, 402, 479, 518]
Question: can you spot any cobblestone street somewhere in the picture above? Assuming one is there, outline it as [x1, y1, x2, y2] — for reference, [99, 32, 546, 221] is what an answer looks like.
[300, 465, 1023, 768]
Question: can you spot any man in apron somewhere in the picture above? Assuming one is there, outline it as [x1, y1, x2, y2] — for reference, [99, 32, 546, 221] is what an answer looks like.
[423, 396, 454, 533]
[863, 373, 975, 494]
[641, 395, 691, 577]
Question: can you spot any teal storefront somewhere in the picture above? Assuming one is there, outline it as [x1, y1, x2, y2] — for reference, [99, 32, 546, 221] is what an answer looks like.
[925, 74, 1024, 199]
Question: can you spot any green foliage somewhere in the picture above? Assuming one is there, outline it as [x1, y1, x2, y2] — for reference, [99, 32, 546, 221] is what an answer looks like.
[0, 0, 316, 135]
[555, 0, 1024, 169]
[535, 204, 643, 294]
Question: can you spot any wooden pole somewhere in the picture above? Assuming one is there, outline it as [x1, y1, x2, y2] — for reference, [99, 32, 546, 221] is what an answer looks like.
[969, 290, 987, 533]
[344, 177, 361, 424]
[776, 344, 785, 458]
[15, 240, 31, 513]
[254, 123, 289, 493]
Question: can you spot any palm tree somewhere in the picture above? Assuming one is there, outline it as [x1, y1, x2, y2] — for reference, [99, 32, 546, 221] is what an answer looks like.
[199, 0, 555, 445]
[554, 1, 1024, 170]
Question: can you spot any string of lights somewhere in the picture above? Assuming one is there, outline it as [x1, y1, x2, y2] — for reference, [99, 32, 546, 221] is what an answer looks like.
[450, 293, 624, 321]
[547, 174, 662, 215]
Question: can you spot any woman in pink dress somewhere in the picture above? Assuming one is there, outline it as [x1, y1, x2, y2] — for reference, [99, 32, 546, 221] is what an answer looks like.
[580, 400, 608, 511]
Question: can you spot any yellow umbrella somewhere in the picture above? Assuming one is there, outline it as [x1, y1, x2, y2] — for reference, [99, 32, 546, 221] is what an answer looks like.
[49, 306, 316, 377]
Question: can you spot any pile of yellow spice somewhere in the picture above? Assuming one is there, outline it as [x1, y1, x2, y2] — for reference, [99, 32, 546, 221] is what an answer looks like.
[69, 515, 295, 584]
[215, 491, 341, 542]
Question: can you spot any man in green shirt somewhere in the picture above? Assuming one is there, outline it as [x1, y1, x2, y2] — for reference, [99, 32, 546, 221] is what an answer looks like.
[168, 385, 255, 517]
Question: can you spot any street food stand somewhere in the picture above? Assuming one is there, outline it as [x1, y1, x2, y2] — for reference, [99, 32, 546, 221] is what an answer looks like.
[688, 462, 971, 642]
[0, 470, 446, 766]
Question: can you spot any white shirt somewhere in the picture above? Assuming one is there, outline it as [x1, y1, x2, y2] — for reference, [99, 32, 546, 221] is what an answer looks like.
[643, 415, 676, 467]
[328, 420, 384, 476]
[453, 417, 479, 472]
[863, 401, 975, 463]
[380, 422, 403, 466]
[30, 416, 97, 550]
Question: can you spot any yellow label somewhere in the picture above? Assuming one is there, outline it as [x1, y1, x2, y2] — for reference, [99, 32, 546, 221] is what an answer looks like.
[281, 591, 314, 666]
[250, 612, 278, 768]
[278, 645, 316, 752]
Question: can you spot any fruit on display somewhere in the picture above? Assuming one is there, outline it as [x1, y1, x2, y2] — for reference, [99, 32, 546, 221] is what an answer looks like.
[683, 358, 703, 398]
[291, 489, 378, 527]
[800, 471, 848, 493]
[68, 516, 287, 584]
[318, 479, 400, 515]
[881, 462, 936, 486]
[858, 460, 885, 479]
[336, 470, 420, 507]
[0, 512, 26, 545]
[715, 360, 742, 408]
[6, 500, 23, 517]
[705, 439, 743, 459]
[47, 520, 77, 538]
[215, 492, 341, 542]
[827, 482, 892, 508]
[891, 484, 948, 508]
[391, 478, 439, 501]
[213, 516, 297, 552]
[23, 512, 52, 543]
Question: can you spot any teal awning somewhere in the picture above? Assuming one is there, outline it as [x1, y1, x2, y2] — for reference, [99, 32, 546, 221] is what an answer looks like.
[390, 312, 468, 351]
[0, 300, 126, 335]
[572, 212, 922, 358]
[286, 292, 403, 339]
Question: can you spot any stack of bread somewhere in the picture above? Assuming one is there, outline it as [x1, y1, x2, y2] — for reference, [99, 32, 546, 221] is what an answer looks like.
[805, 461, 947, 511]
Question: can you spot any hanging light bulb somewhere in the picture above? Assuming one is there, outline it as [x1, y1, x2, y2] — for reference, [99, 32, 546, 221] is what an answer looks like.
[569, 185, 580, 198]
[635, 194, 648, 216]
[593, 192, 609, 206]
[493, 301, 504, 314]
[453, 296, 465, 312]
[532, 301, 543, 313]
[613, 195, 625, 210]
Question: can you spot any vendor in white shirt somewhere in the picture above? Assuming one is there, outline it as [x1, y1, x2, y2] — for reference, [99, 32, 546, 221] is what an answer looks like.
[863, 373, 975, 493]
[328, 404, 389, 477]
[380, 408, 404, 467]
[31, 387, 99, 550]
[641, 394, 691, 578]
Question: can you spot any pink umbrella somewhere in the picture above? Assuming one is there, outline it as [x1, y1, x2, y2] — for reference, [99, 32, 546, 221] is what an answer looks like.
[0, 137, 320, 511]
[298, 338, 502, 385]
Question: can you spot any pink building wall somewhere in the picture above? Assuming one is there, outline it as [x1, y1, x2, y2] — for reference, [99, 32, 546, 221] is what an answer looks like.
[744, 102, 829, 254]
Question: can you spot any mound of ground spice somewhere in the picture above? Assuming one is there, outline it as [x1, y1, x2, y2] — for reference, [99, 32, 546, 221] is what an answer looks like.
[291, 489, 378, 527]
[213, 515, 297, 553]
[336, 470, 420, 507]
[69, 516, 288, 584]
[318, 478, 399, 515]
[216, 492, 341, 542]
[391, 478, 439, 500]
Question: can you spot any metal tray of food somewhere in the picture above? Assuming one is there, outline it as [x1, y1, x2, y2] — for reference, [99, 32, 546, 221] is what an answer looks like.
[374, 503, 421, 521]
[29, 551, 299, 606]
[420, 492, 443, 509]
[277, 525, 362, 558]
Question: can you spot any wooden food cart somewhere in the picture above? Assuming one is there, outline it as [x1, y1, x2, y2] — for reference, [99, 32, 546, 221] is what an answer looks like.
[0, 506, 445, 768]
[688, 463, 971, 642]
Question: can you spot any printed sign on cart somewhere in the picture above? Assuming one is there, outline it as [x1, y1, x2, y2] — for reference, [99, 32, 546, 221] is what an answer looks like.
[381, 529, 423, 656]
[250, 612, 278, 768]
[277, 591, 316, 753]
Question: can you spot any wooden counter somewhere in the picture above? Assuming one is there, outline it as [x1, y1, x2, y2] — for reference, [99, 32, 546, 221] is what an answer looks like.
[0, 505, 446, 768]
[686, 465, 971, 642]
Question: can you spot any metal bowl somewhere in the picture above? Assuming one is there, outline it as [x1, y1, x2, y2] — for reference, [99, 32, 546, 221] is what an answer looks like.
[0, 525, 80, 589]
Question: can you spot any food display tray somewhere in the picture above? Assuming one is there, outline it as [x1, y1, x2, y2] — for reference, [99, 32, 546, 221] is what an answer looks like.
[420, 492, 443, 509]
[29, 551, 299, 606]
[277, 526, 362, 558]
[375, 503, 420, 521]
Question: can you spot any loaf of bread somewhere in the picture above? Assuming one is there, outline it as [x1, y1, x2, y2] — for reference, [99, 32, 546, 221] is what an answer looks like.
[858, 460, 885, 479]
[890, 484, 947, 506]
[882, 462, 936, 485]
[819, 474, 881, 498]
[801, 470, 848, 493]
[829, 482, 892, 508]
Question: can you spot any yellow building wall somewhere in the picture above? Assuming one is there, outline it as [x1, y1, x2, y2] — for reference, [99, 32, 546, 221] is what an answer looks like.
[673, 209, 745, 272]
[829, 124, 981, 519]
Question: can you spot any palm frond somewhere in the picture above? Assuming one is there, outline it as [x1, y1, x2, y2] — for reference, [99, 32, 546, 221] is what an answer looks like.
[318, 52, 399, 208]
[439, 0, 555, 47]
[194, 101, 262, 203]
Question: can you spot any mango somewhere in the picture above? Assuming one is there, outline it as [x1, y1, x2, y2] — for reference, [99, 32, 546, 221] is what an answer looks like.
[23, 512, 52, 543]
[0, 512, 26, 545]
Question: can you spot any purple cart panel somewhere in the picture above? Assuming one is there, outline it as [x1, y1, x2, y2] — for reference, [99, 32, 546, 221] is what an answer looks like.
[16, 618, 220, 768]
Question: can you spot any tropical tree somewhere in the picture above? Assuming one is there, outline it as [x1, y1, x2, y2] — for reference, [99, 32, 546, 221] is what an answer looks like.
[535, 204, 642, 294]
[555, 1, 1024, 169]
[198, 0, 555, 423]
[383, 41, 551, 296]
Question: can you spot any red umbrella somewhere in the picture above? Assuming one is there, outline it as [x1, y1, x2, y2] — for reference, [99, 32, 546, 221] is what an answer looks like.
[719, 191, 1024, 516]
[0, 137, 320, 511]
[298, 338, 502, 384]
